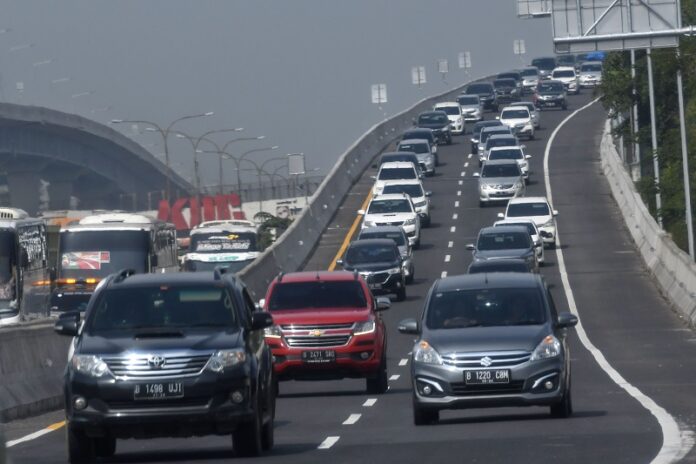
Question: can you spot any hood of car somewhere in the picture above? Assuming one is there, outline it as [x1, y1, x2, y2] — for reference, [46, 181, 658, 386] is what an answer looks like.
[506, 214, 552, 227]
[501, 118, 531, 126]
[461, 105, 480, 112]
[426, 325, 549, 354]
[479, 176, 521, 186]
[78, 329, 243, 355]
[269, 308, 371, 326]
[418, 122, 449, 130]
[473, 248, 534, 261]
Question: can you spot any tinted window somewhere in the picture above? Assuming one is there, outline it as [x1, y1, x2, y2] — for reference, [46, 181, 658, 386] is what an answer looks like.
[380, 154, 417, 165]
[478, 231, 531, 250]
[382, 183, 424, 198]
[520, 68, 538, 77]
[498, 73, 520, 80]
[480, 129, 509, 143]
[458, 96, 479, 105]
[368, 199, 412, 214]
[436, 106, 459, 115]
[268, 281, 367, 310]
[88, 286, 238, 332]
[501, 109, 530, 119]
[482, 163, 520, 178]
[538, 82, 564, 92]
[507, 202, 551, 217]
[486, 138, 517, 149]
[581, 63, 602, 72]
[418, 113, 448, 125]
[494, 79, 516, 88]
[359, 231, 406, 246]
[378, 167, 416, 180]
[466, 83, 493, 94]
[496, 222, 536, 235]
[398, 142, 429, 154]
[531, 57, 556, 70]
[346, 244, 399, 264]
[426, 287, 546, 329]
[403, 131, 433, 142]
[553, 70, 576, 78]
[489, 149, 523, 160]
[474, 121, 503, 137]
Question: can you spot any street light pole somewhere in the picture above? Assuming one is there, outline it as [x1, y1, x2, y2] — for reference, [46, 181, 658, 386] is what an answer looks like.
[194, 135, 267, 195]
[239, 157, 288, 213]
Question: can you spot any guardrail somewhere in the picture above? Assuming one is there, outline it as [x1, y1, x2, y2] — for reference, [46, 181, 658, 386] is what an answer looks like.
[601, 120, 696, 328]
[238, 74, 493, 299]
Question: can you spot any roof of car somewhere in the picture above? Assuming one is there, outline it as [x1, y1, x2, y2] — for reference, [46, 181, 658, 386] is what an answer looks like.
[507, 196, 550, 205]
[481, 126, 511, 134]
[475, 120, 503, 128]
[487, 134, 517, 141]
[479, 225, 529, 235]
[399, 138, 429, 145]
[381, 178, 423, 186]
[348, 238, 398, 249]
[274, 271, 359, 283]
[495, 219, 538, 229]
[501, 105, 530, 112]
[482, 159, 520, 167]
[419, 110, 448, 116]
[435, 272, 542, 292]
[108, 271, 235, 287]
[381, 151, 418, 159]
[379, 161, 417, 169]
[488, 146, 523, 152]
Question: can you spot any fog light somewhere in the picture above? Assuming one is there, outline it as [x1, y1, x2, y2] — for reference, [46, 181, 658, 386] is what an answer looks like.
[544, 381, 554, 390]
[422, 385, 432, 395]
[230, 390, 244, 404]
[360, 352, 370, 360]
[73, 396, 87, 410]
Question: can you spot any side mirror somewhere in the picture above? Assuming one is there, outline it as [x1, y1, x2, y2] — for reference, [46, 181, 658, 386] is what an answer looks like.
[431, 146, 436, 153]
[357, 209, 365, 215]
[370, 175, 377, 180]
[534, 242, 543, 248]
[150, 255, 159, 268]
[525, 155, 532, 159]
[553, 210, 559, 216]
[473, 172, 480, 178]
[495, 116, 501, 120]
[556, 312, 578, 328]
[425, 191, 432, 197]
[375, 296, 391, 311]
[54, 311, 80, 337]
[251, 312, 274, 331]
[336, 259, 344, 266]
[397, 318, 420, 335]
[466, 243, 476, 250]
[520, 144, 527, 149]
[497, 212, 505, 219]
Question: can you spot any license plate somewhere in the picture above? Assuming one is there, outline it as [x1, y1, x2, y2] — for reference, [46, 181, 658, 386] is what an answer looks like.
[301, 350, 336, 364]
[464, 369, 510, 385]
[369, 283, 382, 290]
[134, 381, 184, 400]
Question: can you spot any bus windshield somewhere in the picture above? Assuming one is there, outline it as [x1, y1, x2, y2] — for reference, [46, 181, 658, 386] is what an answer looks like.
[59, 230, 149, 278]
[190, 232, 258, 254]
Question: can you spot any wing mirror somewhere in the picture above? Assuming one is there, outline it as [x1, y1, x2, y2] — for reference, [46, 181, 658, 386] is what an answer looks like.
[54, 311, 81, 337]
[425, 191, 432, 197]
[256, 298, 266, 311]
[466, 243, 476, 250]
[525, 155, 532, 159]
[397, 318, 420, 335]
[375, 296, 391, 311]
[357, 209, 365, 215]
[520, 144, 527, 149]
[251, 312, 274, 331]
[553, 210, 559, 216]
[473, 172, 480, 177]
[336, 259, 344, 266]
[497, 212, 505, 219]
[556, 312, 578, 328]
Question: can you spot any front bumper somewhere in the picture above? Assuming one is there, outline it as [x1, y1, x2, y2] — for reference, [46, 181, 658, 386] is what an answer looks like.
[449, 122, 464, 135]
[579, 77, 601, 87]
[463, 110, 482, 122]
[536, 98, 565, 108]
[479, 186, 523, 203]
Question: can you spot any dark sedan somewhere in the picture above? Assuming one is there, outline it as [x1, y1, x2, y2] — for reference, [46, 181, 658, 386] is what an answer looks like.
[416, 111, 452, 145]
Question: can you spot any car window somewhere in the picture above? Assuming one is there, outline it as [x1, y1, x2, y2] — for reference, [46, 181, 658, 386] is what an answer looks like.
[382, 183, 424, 198]
[507, 202, 551, 217]
[426, 288, 546, 329]
[346, 244, 399, 264]
[520, 69, 538, 77]
[489, 149, 523, 160]
[497, 222, 536, 235]
[368, 199, 413, 214]
[486, 138, 517, 149]
[419, 113, 448, 124]
[466, 84, 492, 94]
[378, 167, 416, 180]
[477, 232, 531, 250]
[538, 82, 564, 92]
[501, 109, 530, 119]
[436, 106, 460, 115]
[457, 96, 479, 105]
[398, 143, 429, 154]
[553, 70, 576, 78]
[359, 231, 406, 246]
[88, 286, 238, 332]
[268, 281, 367, 310]
[581, 63, 602, 72]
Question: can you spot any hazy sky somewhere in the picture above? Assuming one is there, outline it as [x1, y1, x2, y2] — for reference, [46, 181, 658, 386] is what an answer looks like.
[0, 0, 554, 189]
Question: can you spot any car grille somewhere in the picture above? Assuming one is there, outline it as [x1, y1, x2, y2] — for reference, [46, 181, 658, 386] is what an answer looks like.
[285, 335, 351, 348]
[450, 380, 525, 396]
[281, 323, 354, 331]
[361, 271, 391, 284]
[376, 221, 404, 227]
[102, 353, 211, 379]
[441, 351, 531, 368]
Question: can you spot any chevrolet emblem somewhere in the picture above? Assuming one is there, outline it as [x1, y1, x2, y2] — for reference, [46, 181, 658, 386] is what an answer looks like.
[309, 329, 324, 337]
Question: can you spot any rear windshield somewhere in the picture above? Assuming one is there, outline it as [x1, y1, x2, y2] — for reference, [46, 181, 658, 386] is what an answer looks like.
[496, 222, 536, 235]
[531, 57, 556, 70]
[507, 202, 550, 217]
[426, 287, 546, 329]
[418, 113, 449, 125]
[480, 128, 509, 143]
[482, 163, 521, 177]
[552, 70, 575, 78]
[458, 95, 479, 105]
[466, 83, 493, 94]
[436, 106, 460, 116]
[403, 130, 433, 141]
[88, 286, 238, 333]
[538, 82, 564, 92]
[486, 138, 517, 149]
[474, 121, 503, 137]
[359, 231, 406, 246]
[346, 244, 399, 264]
[378, 167, 416, 180]
[478, 231, 531, 250]
[581, 63, 602, 72]
[368, 199, 412, 214]
[268, 281, 367, 310]
[489, 149, 523, 160]
[520, 68, 538, 77]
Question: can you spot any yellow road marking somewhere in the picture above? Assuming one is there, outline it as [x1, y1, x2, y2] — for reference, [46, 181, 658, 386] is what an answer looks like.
[47, 420, 66, 431]
[328, 191, 373, 271]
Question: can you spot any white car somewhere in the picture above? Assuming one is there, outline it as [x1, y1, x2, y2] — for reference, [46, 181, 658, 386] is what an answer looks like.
[551, 66, 579, 94]
[499, 196, 559, 248]
[494, 218, 545, 264]
[456, 94, 483, 122]
[578, 61, 603, 88]
[381, 178, 432, 227]
[433, 102, 465, 135]
[482, 134, 519, 166]
[359, 193, 421, 248]
[478, 126, 514, 164]
[499, 105, 535, 140]
[512, 101, 541, 129]
[372, 161, 420, 195]
[396, 139, 435, 176]
[519, 66, 540, 94]
[487, 146, 531, 180]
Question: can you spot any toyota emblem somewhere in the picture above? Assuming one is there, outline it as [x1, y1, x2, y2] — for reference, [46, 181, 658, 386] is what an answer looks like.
[479, 356, 493, 367]
[147, 355, 166, 369]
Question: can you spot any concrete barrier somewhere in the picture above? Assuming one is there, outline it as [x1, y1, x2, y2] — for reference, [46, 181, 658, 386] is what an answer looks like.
[600, 120, 696, 328]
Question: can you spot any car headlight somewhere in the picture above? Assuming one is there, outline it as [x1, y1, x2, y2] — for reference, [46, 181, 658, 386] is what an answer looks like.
[353, 320, 376, 336]
[386, 267, 402, 275]
[413, 200, 427, 208]
[71, 355, 109, 378]
[403, 217, 416, 226]
[207, 349, 247, 373]
[456, 117, 462, 124]
[481, 183, 494, 191]
[530, 335, 561, 360]
[264, 325, 282, 339]
[413, 341, 443, 365]
[542, 218, 555, 228]
[514, 181, 523, 189]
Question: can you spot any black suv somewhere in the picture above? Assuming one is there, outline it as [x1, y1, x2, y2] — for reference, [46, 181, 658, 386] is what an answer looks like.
[338, 239, 406, 301]
[464, 82, 498, 111]
[493, 78, 521, 104]
[55, 269, 276, 462]
[415, 111, 452, 145]
[534, 80, 568, 110]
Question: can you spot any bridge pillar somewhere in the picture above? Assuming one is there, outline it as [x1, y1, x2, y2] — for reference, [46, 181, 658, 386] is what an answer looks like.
[6, 170, 41, 215]
[43, 166, 83, 210]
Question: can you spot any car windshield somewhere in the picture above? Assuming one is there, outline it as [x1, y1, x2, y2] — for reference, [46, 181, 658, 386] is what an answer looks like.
[88, 286, 238, 333]
[458, 96, 479, 105]
[382, 183, 424, 198]
[436, 106, 459, 116]
[190, 231, 257, 253]
[581, 63, 602, 72]
[482, 163, 520, 178]
[501, 109, 529, 119]
[183, 259, 253, 273]
[507, 202, 551, 217]
[538, 82, 564, 93]
[378, 167, 416, 180]
[398, 143, 429, 154]
[478, 231, 531, 250]
[268, 281, 367, 310]
[494, 79, 515, 88]
[520, 69, 538, 77]
[368, 199, 412, 214]
[556, 55, 575, 65]
[486, 138, 517, 149]
[360, 231, 406, 246]
[480, 129, 509, 143]
[466, 84, 492, 94]
[489, 149, 523, 160]
[426, 287, 546, 329]
[531, 58, 556, 70]
[346, 244, 399, 264]
[418, 113, 448, 125]
[497, 222, 536, 235]
[553, 70, 575, 78]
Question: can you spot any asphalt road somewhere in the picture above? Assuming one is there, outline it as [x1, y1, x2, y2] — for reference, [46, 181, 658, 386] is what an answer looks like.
[5, 90, 696, 464]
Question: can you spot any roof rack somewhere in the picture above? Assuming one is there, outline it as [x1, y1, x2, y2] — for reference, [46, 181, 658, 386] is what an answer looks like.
[112, 269, 136, 283]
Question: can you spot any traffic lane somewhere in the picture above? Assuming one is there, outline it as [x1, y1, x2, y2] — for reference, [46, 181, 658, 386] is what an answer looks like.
[548, 100, 696, 459]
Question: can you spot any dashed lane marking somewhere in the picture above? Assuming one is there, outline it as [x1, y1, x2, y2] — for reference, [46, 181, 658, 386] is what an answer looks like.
[457, 190, 461, 196]
[448, 241, 453, 248]
[450, 226, 456, 233]
[399, 358, 408, 366]
[460, 171, 465, 177]
[467, 153, 473, 159]
[458, 180, 463, 185]
[444, 255, 451, 263]
[452, 213, 458, 220]
[441, 271, 448, 278]
[343, 414, 362, 425]
[318, 436, 340, 449]
[389, 374, 400, 381]
[455, 201, 460, 207]
[464, 162, 469, 168]
[363, 398, 378, 407]
[6, 421, 65, 448]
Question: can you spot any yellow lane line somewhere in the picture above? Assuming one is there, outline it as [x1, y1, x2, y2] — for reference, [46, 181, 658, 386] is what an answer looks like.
[327, 190, 373, 271]
[47, 420, 66, 431]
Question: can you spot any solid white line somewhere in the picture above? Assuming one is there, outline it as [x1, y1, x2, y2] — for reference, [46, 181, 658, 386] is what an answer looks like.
[444, 255, 451, 263]
[464, 162, 469, 168]
[389, 374, 400, 381]
[6, 421, 65, 448]
[363, 398, 378, 407]
[455, 200, 460, 207]
[448, 241, 453, 248]
[544, 98, 693, 464]
[318, 436, 340, 449]
[343, 414, 361, 425]
[457, 190, 462, 196]
[440, 271, 448, 278]
[399, 358, 408, 366]
[450, 226, 456, 233]
[452, 213, 458, 220]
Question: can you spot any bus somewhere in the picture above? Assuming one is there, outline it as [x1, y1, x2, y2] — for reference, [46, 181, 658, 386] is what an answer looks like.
[182, 221, 260, 273]
[0, 208, 50, 325]
[50, 212, 178, 312]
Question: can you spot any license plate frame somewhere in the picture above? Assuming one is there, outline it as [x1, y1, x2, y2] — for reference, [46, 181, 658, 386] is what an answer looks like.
[301, 350, 336, 364]
[464, 369, 510, 385]
[133, 381, 184, 400]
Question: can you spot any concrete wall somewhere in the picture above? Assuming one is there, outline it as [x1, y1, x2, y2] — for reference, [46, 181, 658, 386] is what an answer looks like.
[600, 120, 696, 328]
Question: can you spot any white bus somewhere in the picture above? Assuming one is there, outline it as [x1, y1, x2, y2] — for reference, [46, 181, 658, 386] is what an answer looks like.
[182, 222, 260, 273]
[50, 213, 177, 313]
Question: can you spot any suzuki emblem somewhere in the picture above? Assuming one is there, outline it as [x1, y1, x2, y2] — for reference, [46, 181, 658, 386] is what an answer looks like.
[479, 356, 493, 367]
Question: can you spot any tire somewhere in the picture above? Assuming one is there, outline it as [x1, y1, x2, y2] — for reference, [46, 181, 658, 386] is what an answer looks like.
[395, 286, 406, 302]
[233, 398, 263, 457]
[414, 237, 421, 249]
[406, 267, 415, 284]
[529, 133, 535, 140]
[366, 355, 388, 394]
[66, 425, 95, 464]
[261, 393, 275, 451]
[423, 216, 431, 228]
[562, 103, 568, 111]
[413, 402, 439, 425]
[550, 385, 573, 418]
[94, 436, 116, 458]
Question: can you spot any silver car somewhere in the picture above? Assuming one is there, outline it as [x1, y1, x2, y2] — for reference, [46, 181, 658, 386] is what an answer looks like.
[397, 139, 436, 176]
[578, 61, 603, 88]
[474, 159, 525, 206]
[398, 273, 578, 425]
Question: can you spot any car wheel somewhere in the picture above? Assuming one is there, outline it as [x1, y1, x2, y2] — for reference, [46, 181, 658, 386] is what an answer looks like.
[550, 384, 573, 418]
[66, 425, 95, 464]
[233, 397, 263, 457]
[414, 237, 421, 249]
[366, 354, 388, 394]
[94, 436, 116, 458]
[413, 400, 439, 425]
[529, 132, 535, 140]
[406, 267, 415, 284]
[395, 286, 406, 302]
[562, 103, 568, 110]
[423, 216, 431, 228]
[261, 392, 275, 451]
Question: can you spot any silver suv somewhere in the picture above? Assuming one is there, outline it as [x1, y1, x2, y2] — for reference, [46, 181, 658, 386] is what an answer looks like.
[398, 273, 578, 425]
